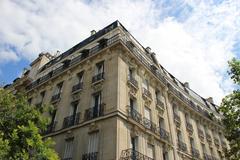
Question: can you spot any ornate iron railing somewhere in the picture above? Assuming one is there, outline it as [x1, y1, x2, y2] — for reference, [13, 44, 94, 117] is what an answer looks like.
[128, 107, 142, 124]
[43, 121, 57, 135]
[191, 147, 200, 158]
[120, 149, 154, 160]
[82, 152, 98, 160]
[186, 122, 193, 133]
[156, 98, 164, 110]
[178, 140, 187, 152]
[92, 72, 104, 83]
[159, 128, 169, 141]
[128, 76, 139, 89]
[84, 104, 105, 121]
[51, 93, 61, 102]
[62, 112, 80, 129]
[72, 82, 83, 93]
[142, 88, 152, 99]
[143, 117, 157, 132]
[198, 128, 204, 139]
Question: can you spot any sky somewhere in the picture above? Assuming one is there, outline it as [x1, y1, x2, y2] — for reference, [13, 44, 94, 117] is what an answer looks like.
[0, 0, 240, 104]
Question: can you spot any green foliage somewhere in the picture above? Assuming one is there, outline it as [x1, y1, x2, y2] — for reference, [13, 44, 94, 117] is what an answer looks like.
[0, 90, 59, 160]
[219, 58, 240, 160]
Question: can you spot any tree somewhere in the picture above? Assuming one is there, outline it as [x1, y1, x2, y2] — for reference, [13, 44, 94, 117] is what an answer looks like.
[219, 58, 240, 160]
[0, 89, 59, 160]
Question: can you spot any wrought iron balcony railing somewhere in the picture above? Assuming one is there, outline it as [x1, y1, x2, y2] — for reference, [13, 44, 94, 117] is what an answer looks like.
[62, 112, 80, 129]
[82, 152, 98, 160]
[159, 127, 170, 141]
[84, 104, 105, 121]
[127, 76, 139, 89]
[186, 122, 193, 133]
[178, 140, 187, 152]
[72, 82, 83, 93]
[143, 117, 157, 133]
[191, 147, 200, 158]
[43, 121, 57, 135]
[51, 93, 61, 102]
[128, 107, 142, 124]
[120, 149, 154, 160]
[142, 88, 152, 99]
[92, 72, 104, 83]
[214, 138, 220, 147]
[174, 113, 181, 127]
[206, 133, 212, 143]
[221, 140, 227, 149]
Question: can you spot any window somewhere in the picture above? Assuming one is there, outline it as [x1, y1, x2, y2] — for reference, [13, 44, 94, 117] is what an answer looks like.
[172, 104, 178, 114]
[144, 107, 151, 120]
[147, 144, 154, 159]
[92, 92, 102, 117]
[87, 132, 99, 153]
[28, 98, 32, 104]
[130, 137, 138, 151]
[163, 151, 168, 160]
[159, 117, 165, 129]
[70, 101, 78, 116]
[49, 109, 57, 125]
[75, 71, 84, 85]
[54, 82, 63, 95]
[185, 113, 190, 123]
[128, 68, 134, 79]
[63, 138, 74, 159]
[130, 98, 136, 110]
[40, 91, 45, 103]
[190, 138, 195, 148]
[201, 144, 206, 153]
[142, 79, 149, 90]
[155, 90, 161, 100]
[177, 131, 182, 141]
[95, 61, 104, 75]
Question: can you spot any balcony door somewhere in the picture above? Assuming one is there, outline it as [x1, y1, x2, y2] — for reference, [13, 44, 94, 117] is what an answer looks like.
[50, 109, 57, 125]
[147, 144, 154, 159]
[69, 102, 78, 125]
[144, 107, 151, 120]
[95, 61, 104, 75]
[87, 132, 99, 154]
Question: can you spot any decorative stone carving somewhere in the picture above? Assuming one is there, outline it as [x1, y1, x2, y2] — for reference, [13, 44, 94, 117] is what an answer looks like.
[88, 122, 99, 133]
[65, 130, 74, 139]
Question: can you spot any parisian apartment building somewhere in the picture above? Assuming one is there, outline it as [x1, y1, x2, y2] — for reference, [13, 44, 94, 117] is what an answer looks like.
[6, 21, 229, 160]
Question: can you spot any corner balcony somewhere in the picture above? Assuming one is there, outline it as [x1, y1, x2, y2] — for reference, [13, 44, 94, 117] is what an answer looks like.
[51, 93, 61, 103]
[72, 82, 83, 93]
[84, 104, 105, 121]
[120, 149, 154, 160]
[186, 122, 193, 134]
[174, 113, 181, 127]
[128, 106, 142, 124]
[198, 128, 204, 140]
[156, 98, 165, 112]
[178, 140, 187, 152]
[159, 127, 170, 142]
[82, 152, 98, 160]
[143, 117, 157, 133]
[127, 76, 139, 90]
[92, 72, 104, 84]
[43, 121, 57, 135]
[191, 147, 200, 159]
[62, 112, 80, 129]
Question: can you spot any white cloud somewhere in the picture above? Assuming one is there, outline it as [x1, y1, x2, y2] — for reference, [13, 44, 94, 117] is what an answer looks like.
[0, 0, 239, 104]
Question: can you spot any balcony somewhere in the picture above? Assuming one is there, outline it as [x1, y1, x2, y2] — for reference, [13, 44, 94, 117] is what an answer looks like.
[174, 113, 181, 127]
[72, 82, 83, 93]
[142, 88, 152, 100]
[186, 122, 193, 134]
[191, 147, 200, 158]
[84, 104, 105, 121]
[120, 149, 154, 160]
[43, 121, 57, 135]
[127, 76, 139, 89]
[198, 128, 204, 140]
[206, 133, 212, 143]
[214, 138, 220, 147]
[82, 152, 98, 160]
[221, 140, 227, 149]
[51, 93, 61, 102]
[156, 98, 164, 111]
[128, 107, 142, 124]
[143, 117, 157, 133]
[62, 112, 80, 129]
[92, 72, 104, 84]
[178, 140, 187, 152]
[159, 128, 170, 142]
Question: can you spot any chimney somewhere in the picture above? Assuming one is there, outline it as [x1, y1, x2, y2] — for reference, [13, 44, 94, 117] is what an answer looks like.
[184, 82, 189, 88]
[91, 30, 96, 36]
[206, 97, 214, 104]
[146, 47, 151, 53]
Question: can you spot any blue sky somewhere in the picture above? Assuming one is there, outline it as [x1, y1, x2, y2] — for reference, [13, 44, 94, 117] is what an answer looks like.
[0, 0, 239, 104]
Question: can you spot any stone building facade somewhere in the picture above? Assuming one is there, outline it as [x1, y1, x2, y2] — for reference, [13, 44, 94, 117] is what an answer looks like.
[7, 21, 228, 160]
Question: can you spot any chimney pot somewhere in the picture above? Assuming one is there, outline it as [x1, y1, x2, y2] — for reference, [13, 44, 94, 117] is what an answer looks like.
[184, 82, 189, 88]
[206, 97, 214, 104]
[146, 47, 151, 53]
